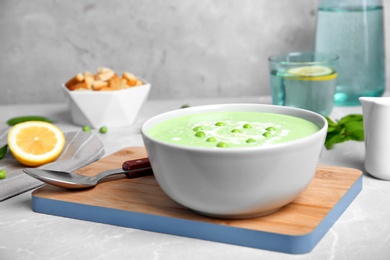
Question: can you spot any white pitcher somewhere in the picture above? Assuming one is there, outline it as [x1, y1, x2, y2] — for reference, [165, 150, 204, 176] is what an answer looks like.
[360, 97, 390, 180]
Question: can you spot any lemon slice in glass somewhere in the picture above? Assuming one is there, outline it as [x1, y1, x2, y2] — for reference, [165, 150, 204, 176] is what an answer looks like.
[287, 65, 337, 81]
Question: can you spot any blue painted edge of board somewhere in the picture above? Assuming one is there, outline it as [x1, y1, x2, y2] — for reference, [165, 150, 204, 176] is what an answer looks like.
[31, 175, 362, 255]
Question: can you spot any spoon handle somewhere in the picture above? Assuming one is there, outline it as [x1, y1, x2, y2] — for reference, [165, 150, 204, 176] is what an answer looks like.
[122, 157, 153, 178]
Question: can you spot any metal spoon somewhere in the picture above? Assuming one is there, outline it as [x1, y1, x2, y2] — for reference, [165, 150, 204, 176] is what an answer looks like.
[23, 157, 153, 189]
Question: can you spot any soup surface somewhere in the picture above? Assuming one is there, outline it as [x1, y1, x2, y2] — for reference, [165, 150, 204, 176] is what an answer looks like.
[147, 112, 320, 148]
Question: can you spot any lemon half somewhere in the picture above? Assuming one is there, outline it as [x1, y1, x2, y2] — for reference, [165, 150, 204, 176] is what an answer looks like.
[8, 121, 65, 166]
[287, 65, 337, 81]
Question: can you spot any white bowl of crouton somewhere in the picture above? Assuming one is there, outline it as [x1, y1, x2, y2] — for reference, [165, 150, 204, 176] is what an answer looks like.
[62, 67, 151, 128]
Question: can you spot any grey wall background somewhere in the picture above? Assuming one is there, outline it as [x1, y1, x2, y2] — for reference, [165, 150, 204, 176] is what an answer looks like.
[0, 0, 389, 104]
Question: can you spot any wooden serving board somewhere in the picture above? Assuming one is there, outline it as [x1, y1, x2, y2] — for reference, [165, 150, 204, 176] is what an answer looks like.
[32, 147, 362, 254]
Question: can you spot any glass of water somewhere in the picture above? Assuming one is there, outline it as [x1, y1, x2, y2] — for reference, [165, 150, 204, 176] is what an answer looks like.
[268, 52, 339, 116]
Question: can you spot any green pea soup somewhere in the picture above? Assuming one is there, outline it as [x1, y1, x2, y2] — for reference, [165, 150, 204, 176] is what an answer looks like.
[147, 111, 320, 148]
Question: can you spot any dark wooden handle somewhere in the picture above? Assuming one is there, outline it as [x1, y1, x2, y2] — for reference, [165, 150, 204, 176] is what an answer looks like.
[122, 157, 153, 178]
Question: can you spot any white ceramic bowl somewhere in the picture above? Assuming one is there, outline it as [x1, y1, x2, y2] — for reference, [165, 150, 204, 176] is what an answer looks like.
[141, 104, 328, 219]
[61, 81, 150, 128]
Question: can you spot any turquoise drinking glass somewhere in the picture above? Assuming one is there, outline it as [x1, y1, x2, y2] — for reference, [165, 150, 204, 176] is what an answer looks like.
[269, 52, 339, 116]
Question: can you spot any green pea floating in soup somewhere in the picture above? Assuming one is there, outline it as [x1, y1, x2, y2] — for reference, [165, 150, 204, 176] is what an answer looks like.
[206, 137, 217, 142]
[195, 131, 206, 138]
[246, 138, 256, 143]
[217, 142, 228, 148]
[193, 126, 203, 132]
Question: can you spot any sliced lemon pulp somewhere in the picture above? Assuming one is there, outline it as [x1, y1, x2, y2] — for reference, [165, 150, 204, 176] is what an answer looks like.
[286, 65, 337, 81]
[7, 121, 65, 166]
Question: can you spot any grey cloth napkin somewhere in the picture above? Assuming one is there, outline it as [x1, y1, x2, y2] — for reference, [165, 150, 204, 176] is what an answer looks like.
[0, 129, 105, 201]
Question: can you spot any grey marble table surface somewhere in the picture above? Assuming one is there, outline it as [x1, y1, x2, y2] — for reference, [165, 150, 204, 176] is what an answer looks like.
[1, 97, 389, 260]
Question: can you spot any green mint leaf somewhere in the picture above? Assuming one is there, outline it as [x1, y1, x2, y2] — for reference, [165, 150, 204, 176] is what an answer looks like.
[327, 125, 339, 133]
[344, 121, 364, 141]
[325, 116, 339, 133]
[325, 116, 337, 128]
[338, 114, 363, 126]
[324, 114, 364, 149]
[325, 132, 343, 149]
